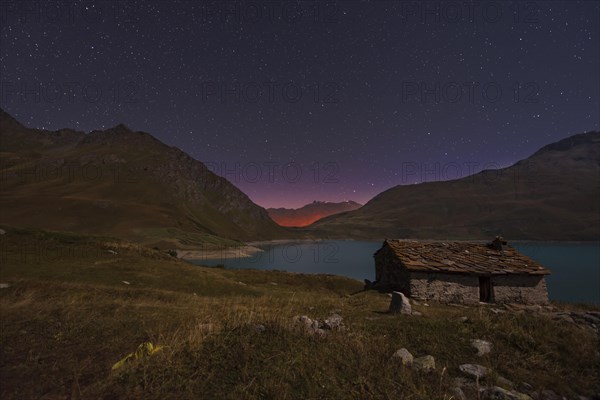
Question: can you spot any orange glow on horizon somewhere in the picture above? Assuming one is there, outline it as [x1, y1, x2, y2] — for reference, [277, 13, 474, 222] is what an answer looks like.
[268, 213, 332, 227]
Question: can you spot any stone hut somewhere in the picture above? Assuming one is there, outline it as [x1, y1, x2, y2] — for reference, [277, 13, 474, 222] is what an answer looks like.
[373, 237, 551, 304]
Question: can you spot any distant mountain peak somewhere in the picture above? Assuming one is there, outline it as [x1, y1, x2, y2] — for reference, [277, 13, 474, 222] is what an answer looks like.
[267, 200, 362, 227]
[532, 131, 600, 157]
[111, 123, 132, 132]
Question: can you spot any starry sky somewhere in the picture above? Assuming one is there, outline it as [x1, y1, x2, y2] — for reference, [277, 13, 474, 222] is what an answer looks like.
[1, 0, 598, 208]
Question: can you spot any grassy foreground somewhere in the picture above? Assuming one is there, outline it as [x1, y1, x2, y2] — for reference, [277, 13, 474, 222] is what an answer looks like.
[0, 227, 599, 399]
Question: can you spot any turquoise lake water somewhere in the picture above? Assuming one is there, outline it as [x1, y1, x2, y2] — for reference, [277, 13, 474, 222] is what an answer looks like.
[191, 240, 600, 304]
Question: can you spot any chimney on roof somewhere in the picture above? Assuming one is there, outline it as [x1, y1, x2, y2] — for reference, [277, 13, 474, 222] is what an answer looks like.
[489, 236, 507, 251]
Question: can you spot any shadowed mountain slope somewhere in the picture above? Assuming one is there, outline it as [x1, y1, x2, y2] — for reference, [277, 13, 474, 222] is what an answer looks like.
[0, 108, 290, 248]
[309, 131, 600, 240]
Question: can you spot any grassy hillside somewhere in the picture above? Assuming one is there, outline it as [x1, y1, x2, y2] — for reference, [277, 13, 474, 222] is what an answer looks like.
[309, 132, 600, 240]
[1, 227, 598, 399]
[0, 109, 292, 249]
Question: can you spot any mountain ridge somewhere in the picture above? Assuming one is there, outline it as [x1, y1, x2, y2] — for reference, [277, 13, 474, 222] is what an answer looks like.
[308, 131, 600, 240]
[2, 108, 598, 242]
[0, 108, 290, 248]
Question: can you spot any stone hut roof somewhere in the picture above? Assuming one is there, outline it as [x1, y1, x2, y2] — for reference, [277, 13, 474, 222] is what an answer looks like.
[376, 238, 550, 276]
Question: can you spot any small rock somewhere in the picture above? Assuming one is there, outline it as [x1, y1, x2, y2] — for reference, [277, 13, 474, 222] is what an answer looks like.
[450, 387, 467, 400]
[491, 308, 506, 314]
[389, 291, 412, 315]
[412, 311, 423, 316]
[324, 313, 343, 330]
[314, 328, 326, 337]
[423, 303, 430, 307]
[459, 363, 488, 380]
[552, 313, 575, 324]
[582, 312, 600, 325]
[524, 304, 542, 313]
[122, 281, 130, 285]
[237, 281, 247, 286]
[391, 348, 413, 366]
[0, 283, 10, 289]
[471, 339, 493, 356]
[299, 315, 313, 327]
[411, 299, 420, 306]
[536, 390, 563, 400]
[0, 228, 6, 235]
[298, 316, 331, 336]
[480, 386, 532, 400]
[310, 320, 320, 332]
[518, 382, 534, 393]
[255, 324, 266, 333]
[459, 316, 470, 323]
[413, 355, 435, 373]
[497, 376, 515, 389]
[106, 249, 118, 255]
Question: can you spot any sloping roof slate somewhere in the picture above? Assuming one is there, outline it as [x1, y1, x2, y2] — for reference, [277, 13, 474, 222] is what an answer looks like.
[376, 239, 550, 275]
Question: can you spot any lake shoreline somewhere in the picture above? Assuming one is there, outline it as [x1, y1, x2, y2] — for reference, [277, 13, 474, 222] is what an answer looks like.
[180, 239, 600, 262]
[187, 240, 599, 305]
[177, 245, 264, 261]
[246, 238, 381, 246]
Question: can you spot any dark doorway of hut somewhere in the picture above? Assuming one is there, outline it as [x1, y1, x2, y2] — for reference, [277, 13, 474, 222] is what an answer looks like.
[479, 277, 493, 302]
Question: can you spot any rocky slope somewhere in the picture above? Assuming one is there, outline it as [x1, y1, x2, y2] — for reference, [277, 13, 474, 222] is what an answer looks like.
[0, 108, 290, 248]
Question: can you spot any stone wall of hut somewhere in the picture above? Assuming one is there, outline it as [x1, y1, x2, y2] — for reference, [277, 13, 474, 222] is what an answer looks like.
[407, 272, 549, 304]
[374, 249, 550, 304]
[492, 275, 549, 304]
[374, 248, 411, 294]
[408, 272, 481, 304]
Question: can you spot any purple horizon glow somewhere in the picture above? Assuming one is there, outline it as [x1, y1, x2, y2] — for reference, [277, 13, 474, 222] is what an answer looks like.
[222, 158, 520, 209]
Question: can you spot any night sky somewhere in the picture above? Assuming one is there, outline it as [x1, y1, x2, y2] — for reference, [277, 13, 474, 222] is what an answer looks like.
[1, 0, 598, 208]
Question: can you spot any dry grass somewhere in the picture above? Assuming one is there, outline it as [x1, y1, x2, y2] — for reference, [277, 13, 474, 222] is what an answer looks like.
[1, 227, 599, 399]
